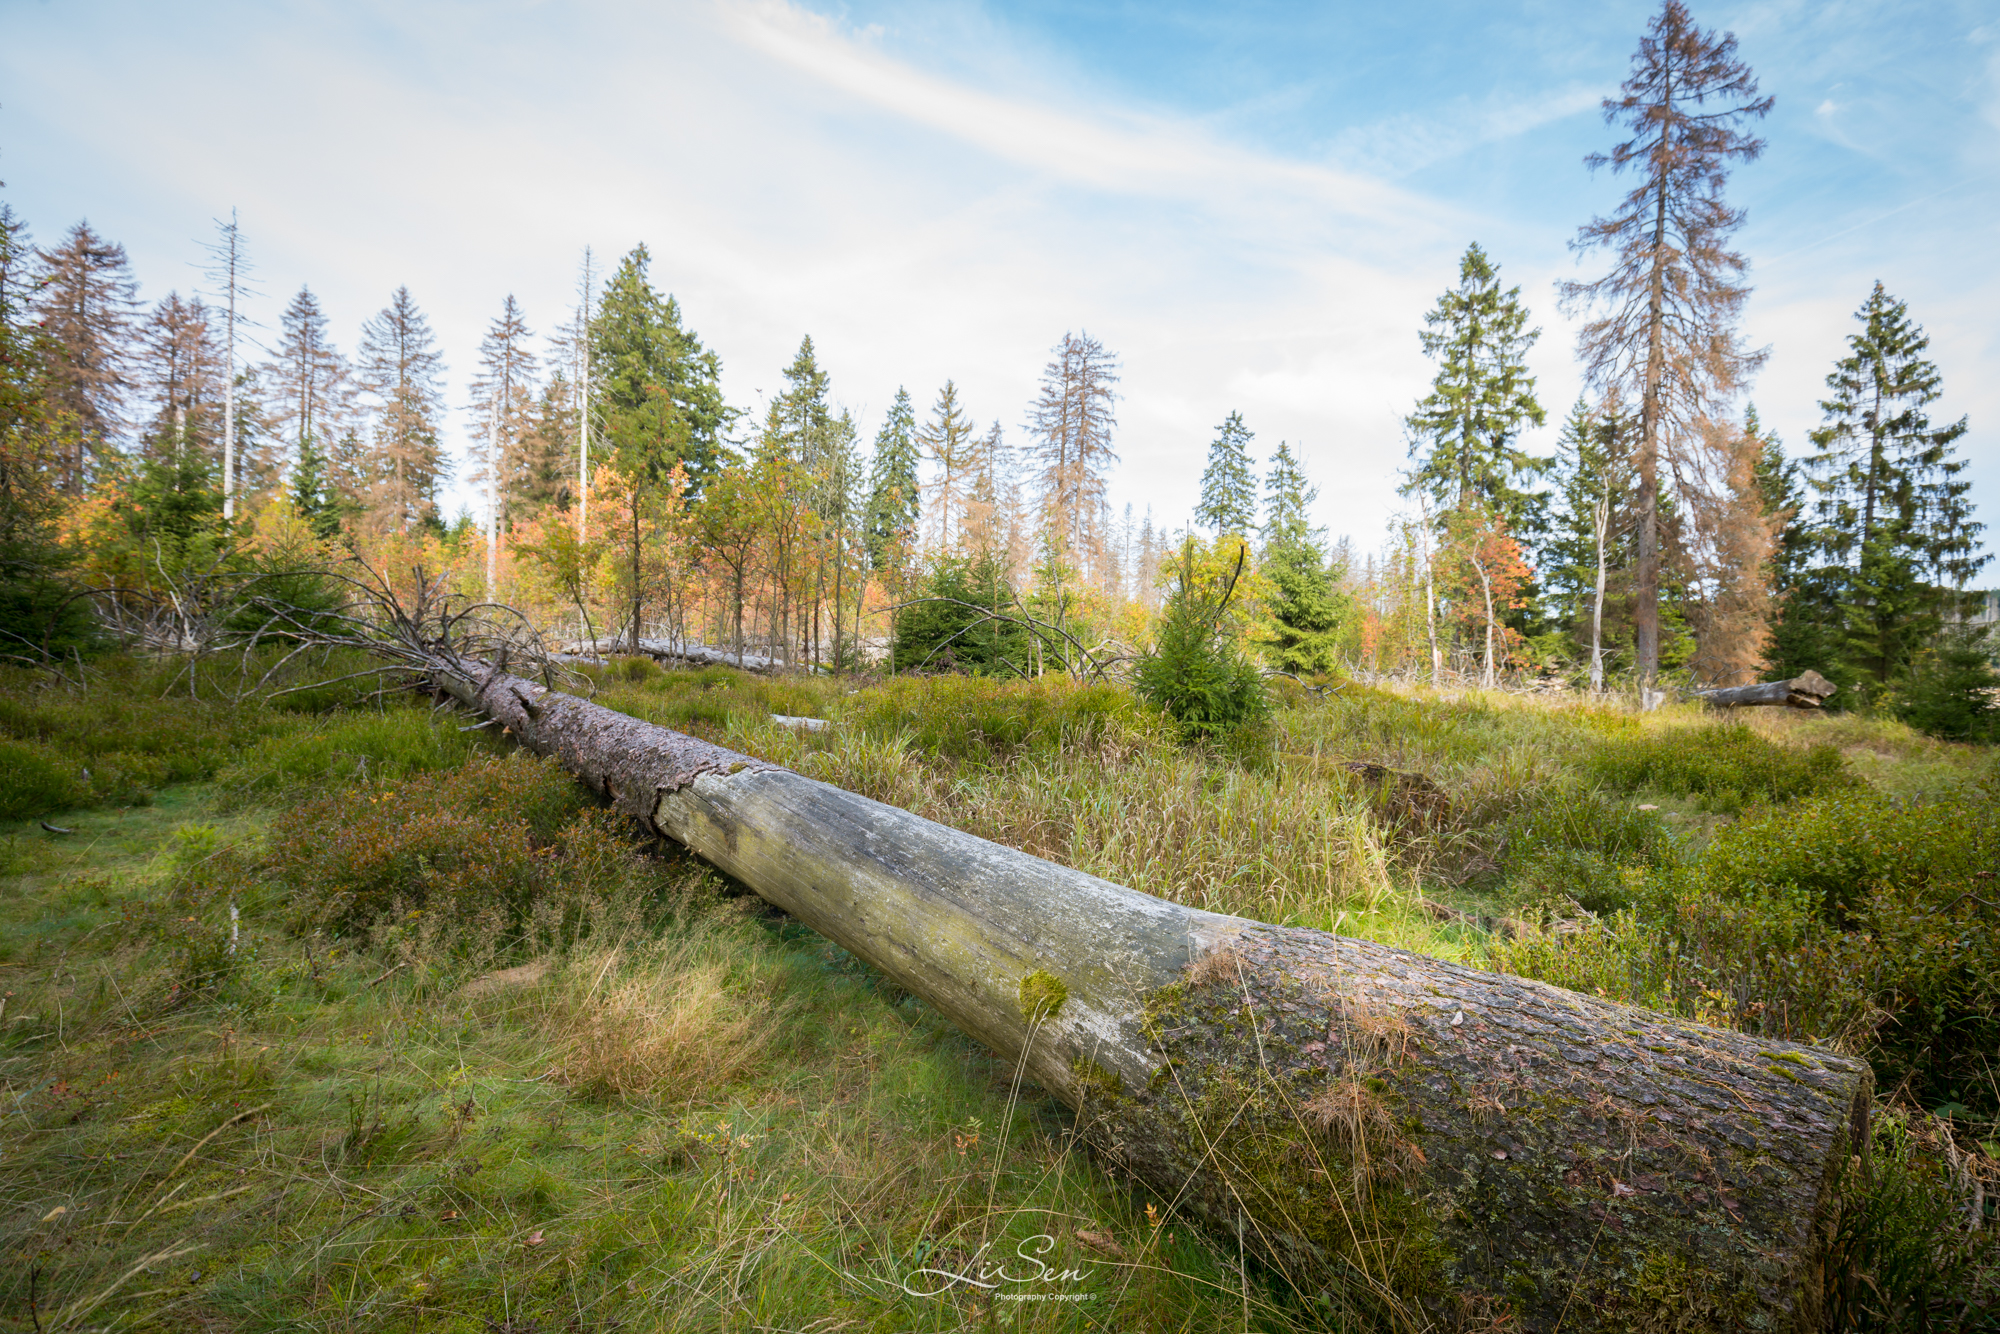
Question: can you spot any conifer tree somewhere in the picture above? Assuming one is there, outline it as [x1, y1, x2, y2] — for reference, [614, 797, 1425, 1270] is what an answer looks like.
[865, 386, 920, 572]
[1754, 412, 1835, 681]
[961, 421, 1013, 562]
[1255, 443, 1348, 675]
[1195, 411, 1257, 535]
[291, 427, 335, 536]
[592, 245, 727, 494]
[1027, 331, 1119, 564]
[0, 200, 96, 660]
[772, 335, 832, 466]
[1561, 0, 1772, 688]
[470, 294, 538, 592]
[33, 221, 138, 491]
[355, 286, 445, 533]
[136, 293, 224, 468]
[270, 286, 352, 516]
[1404, 243, 1547, 528]
[1681, 415, 1780, 686]
[1260, 441, 1318, 556]
[199, 212, 254, 520]
[1806, 283, 1980, 599]
[918, 380, 975, 551]
[593, 245, 727, 642]
[1543, 399, 1633, 690]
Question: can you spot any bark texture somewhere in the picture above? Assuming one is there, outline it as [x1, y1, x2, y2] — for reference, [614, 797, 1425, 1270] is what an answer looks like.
[1693, 670, 1838, 709]
[431, 656, 1869, 1332]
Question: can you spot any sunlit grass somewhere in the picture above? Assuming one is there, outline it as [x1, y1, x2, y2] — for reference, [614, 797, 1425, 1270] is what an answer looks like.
[3, 658, 1994, 1329]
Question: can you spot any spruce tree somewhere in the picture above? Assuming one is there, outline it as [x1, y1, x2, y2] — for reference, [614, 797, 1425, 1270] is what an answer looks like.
[33, 221, 139, 492]
[272, 286, 354, 521]
[1560, 1, 1772, 687]
[1403, 243, 1547, 530]
[1806, 283, 1984, 692]
[865, 386, 920, 571]
[136, 293, 224, 469]
[591, 245, 728, 641]
[355, 286, 444, 533]
[592, 245, 728, 494]
[1255, 442, 1348, 675]
[772, 335, 832, 466]
[1195, 411, 1257, 535]
[1754, 411, 1839, 682]
[918, 380, 976, 550]
[1026, 331, 1119, 564]
[1260, 441, 1317, 556]
[1542, 398, 1634, 687]
[470, 294, 538, 592]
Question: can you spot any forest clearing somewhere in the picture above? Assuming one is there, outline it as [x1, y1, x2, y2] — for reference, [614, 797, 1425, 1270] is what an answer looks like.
[4, 0, 1998, 1328]
[0, 648, 1994, 1331]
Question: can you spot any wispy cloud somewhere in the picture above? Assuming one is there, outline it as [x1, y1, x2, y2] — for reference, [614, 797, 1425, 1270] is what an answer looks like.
[1326, 84, 1605, 179]
[718, 0, 1423, 225]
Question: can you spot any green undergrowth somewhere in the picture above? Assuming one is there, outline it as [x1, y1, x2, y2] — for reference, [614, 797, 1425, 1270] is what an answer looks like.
[4, 657, 1997, 1329]
[0, 651, 433, 821]
[0, 664, 1323, 1332]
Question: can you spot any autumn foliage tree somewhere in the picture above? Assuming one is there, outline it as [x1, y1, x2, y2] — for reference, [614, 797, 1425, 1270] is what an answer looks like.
[1561, 0, 1772, 689]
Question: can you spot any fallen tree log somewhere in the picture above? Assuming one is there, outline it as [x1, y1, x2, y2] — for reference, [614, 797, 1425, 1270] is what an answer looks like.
[432, 653, 1868, 1332]
[563, 637, 785, 673]
[1693, 669, 1838, 709]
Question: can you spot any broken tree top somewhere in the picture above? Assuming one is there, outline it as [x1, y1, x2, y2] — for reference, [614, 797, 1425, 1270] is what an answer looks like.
[431, 653, 1869, 1333]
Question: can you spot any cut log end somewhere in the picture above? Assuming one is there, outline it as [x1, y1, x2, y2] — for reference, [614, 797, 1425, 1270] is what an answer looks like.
[1693, 670, 1839, 710]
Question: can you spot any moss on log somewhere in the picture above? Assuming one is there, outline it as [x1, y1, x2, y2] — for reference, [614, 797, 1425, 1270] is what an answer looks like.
[432, 657, 1870, 1332]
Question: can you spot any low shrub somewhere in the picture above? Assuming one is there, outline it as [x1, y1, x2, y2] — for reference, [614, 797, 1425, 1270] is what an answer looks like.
[1823, 1109, 2000, 1330]
[1584, 721, 1854, 811]
[1500, 782, 2000, 1116]
[216, 708, 476, 800]
[595, 666, 830, 740]
[0, 737, 87, 821]
[1496, 782, 1675, 914]
[269, 753, 597, 941]
[850, 673, 1162, 764]
[1697, 788, 1993, 921]
[0, 657, 298, 808]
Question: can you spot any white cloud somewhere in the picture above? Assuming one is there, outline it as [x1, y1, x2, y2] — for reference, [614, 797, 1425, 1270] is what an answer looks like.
[1, 0, 1988, 566]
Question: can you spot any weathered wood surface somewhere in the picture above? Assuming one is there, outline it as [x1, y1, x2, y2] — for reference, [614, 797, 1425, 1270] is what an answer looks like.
[1694, 670, 1839, 710]
[431, 654, 1869, 1332]
[562, 637, 784, 673]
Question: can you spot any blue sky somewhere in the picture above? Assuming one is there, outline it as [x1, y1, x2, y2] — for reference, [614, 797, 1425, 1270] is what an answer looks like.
[3, 0, 1995, 564]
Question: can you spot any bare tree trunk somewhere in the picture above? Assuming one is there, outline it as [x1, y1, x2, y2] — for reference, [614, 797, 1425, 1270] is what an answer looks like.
[1419, 502, 1443, 687]
[1590, 491, 1610, 694]
[1472, 551, 1497, 689]
[429, 655, 1869, 1332]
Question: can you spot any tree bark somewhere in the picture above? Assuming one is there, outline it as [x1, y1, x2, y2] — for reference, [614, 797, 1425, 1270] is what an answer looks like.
[431, 655, 1869, 1333]
[1693, 670, 1838, 709]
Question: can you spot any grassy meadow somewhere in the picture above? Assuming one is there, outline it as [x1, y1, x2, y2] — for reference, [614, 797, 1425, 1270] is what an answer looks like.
[1, 655, 1996, 1331]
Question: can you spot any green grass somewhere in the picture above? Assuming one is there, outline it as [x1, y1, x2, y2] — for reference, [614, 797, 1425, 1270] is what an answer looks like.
[0, 668, 1303, 1333]
[2, 659, 1996, 1330]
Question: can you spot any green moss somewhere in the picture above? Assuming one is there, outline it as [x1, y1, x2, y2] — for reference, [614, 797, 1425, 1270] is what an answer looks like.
[1597, 1249, 1758, 1334]
[1017, 968, 1068, 1022]
[1071, 1056, 1123, 1100]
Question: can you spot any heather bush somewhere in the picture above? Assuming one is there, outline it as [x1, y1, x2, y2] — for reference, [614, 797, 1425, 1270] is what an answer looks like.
[1583, 720, 1854, 812]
